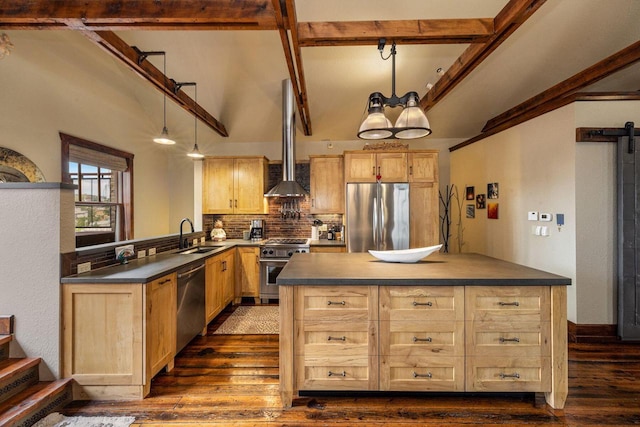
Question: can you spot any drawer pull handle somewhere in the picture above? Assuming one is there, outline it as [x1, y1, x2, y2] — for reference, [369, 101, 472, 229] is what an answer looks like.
[499, 337, 520, 343]
[413, 301, 433, 307]
[328, 370, 346, 377]
[158, 278, 172, 285]
[413, 371, 432, 379]
[327, 300, 346, 306]
[499, 372, 520, 379]
[328, 336, 346, 341]
[413, 336, 433, 343]
[498, 301, 520, 307]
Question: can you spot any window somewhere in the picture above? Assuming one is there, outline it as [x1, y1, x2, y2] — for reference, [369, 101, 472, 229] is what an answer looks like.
[60, 133, 134, 247]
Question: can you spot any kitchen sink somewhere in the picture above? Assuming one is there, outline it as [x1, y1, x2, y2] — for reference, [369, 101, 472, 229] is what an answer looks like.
[178, 246, 221, 255]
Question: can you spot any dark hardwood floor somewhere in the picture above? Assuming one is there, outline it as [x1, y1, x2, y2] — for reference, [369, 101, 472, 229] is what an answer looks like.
[62, 304, 640, 426]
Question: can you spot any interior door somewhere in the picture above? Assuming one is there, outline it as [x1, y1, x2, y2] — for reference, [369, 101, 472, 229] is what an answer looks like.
[617, 134, 640, 340]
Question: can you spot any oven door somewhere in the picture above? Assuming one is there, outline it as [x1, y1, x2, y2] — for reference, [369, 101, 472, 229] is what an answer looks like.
[260, 258, 287, 303]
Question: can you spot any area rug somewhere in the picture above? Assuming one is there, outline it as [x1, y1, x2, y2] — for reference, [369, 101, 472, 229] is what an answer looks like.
[33, 413, 135, 427]
[213, 305, 279, 334]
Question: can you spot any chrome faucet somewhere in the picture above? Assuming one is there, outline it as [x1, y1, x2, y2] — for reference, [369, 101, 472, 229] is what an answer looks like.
[179, 217, 195, 249]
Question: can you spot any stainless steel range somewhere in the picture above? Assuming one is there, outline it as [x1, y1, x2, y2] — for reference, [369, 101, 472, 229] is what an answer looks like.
[259, 238, 310, 302]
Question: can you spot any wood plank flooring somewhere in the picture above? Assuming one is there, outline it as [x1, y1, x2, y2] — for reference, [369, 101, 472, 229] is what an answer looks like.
[61, 304, 640, 426]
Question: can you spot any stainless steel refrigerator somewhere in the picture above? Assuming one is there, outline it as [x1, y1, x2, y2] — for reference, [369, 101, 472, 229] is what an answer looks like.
[346, 182, 410, 252]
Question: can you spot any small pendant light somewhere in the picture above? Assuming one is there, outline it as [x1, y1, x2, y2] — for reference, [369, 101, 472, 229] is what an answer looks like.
[153, 54, 176, 145]
[187, 83, 204, 159]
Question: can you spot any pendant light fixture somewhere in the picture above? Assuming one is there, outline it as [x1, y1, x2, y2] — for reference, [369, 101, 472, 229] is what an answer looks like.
[358, 39, 431, 140]
[173, 81, 204, 159]
[152, 52, 176, 145]
[187, 83, 204, 159]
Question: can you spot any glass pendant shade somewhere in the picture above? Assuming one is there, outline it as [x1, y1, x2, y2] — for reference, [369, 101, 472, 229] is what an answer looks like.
[153, 126, 176, 145]
[394, 92, 432, 139]
[357, 93, 393, 140]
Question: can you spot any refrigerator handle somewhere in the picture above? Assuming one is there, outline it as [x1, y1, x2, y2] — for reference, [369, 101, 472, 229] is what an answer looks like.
[372, 195, 378, 248]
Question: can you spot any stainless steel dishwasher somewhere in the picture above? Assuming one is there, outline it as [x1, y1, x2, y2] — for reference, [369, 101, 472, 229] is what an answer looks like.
[176, 261, 206, 353]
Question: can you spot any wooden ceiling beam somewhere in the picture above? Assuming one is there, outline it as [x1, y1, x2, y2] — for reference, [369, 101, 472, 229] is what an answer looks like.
[420, 0, 547, 112]
[296, 19, 495, 47]
[80, 30, 228, 137]
[0, 0, 277, 30]
[272, 0, 312, 135]
[482, 40, 640, 133]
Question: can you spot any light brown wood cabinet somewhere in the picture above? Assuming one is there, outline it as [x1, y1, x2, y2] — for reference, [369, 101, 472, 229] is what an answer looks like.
[379, 286, 464, 391]
[203, 156, 268, 214]
[62, 273, 177, 400]
[465, 286, 551, 392]
[237, 246, 260, 302]
[309, 246, 346, 253]
[310, 155, 344, 213]
[409, 182, 439, 248]
[294, 286, 378, 391]
[408, 152, 438, 183]
[344, 151, 408, 183]
[281, 284, 565, 408]
[205, 249, 236, 324]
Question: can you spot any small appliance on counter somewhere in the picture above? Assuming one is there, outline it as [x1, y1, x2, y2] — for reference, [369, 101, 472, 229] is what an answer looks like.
[250, 219, 264, 241]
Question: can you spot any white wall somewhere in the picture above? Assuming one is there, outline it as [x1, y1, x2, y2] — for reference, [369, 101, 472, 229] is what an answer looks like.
[450, 105, 578, 321]
[0, 185, 75, 380]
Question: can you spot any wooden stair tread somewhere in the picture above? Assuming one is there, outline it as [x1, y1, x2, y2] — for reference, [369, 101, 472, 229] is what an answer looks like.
[0, 379, 73, 426]
[0, 357, 40, 381]
[0, 335, 11, 346]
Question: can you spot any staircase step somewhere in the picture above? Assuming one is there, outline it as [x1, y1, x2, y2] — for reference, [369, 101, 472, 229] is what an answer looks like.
[0, 358, 40, 405]
[0, 379, 73, 427]
[0, 335, 10, 361]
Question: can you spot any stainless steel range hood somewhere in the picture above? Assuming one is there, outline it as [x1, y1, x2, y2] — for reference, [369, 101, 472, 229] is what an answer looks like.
[264, 79, 309, 198]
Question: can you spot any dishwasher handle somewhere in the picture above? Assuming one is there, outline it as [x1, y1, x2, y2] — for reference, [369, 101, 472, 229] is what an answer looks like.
[177, 263, 205, 279]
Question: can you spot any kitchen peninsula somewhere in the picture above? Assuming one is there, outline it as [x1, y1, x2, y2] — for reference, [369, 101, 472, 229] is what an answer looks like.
[277, 252, 570, 409]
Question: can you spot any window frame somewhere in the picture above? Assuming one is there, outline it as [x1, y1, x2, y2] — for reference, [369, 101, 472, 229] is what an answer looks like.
[60, 132, 134, 242]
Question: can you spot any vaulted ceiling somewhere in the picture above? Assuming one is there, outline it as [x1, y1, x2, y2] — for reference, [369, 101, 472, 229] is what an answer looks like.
[1, 0, 639, 148]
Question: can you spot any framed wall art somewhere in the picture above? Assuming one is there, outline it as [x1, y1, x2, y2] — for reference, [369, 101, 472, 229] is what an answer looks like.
[488, 182, 499, 199]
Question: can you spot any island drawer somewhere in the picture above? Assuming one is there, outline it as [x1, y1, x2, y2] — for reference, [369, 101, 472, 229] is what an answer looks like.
[294, 320, 375, 358]
[381, 355, 464, 391]
[466, 321, 550, 357]
[296, 355, 378, 391]
[380, 286, 463, 322]
[466, 356, 551, 392]
[465, 286, 550, 323]
[294, 286, 378, 322]
[380, 320, 464, 357]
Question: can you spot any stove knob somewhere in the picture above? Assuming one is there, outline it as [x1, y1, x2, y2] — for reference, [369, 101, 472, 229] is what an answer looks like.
[288, 251, 294, 257]
[262, 249, 268, 256]
[268, 249, 274, 255]
[299, 249, 307, 253]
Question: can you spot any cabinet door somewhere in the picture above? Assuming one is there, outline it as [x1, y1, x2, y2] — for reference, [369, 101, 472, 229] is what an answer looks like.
[234, 158, 268, 214]
[377, 152, 408, 182]
[222, 251, 236, 306]
[203, 158, 235, 214]
[409, 182, 439, 248]
[310, 156, 344, 213]
[205, 255, 224, 323]
[238, 246, 260, 299]
[408, 152, 438, 183]
[146, 273, 177, 381]
[344, 152, 376, 182]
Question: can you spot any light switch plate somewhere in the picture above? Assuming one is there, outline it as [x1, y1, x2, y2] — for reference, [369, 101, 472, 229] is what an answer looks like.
[540, 213, 552, 221]
[528, 211, 538, 221]
[148, 248, 157, 255]
[138, 250, 146, 258]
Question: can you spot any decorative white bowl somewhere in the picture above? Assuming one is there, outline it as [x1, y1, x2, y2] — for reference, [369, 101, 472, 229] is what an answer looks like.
[368, 244, 443, 263]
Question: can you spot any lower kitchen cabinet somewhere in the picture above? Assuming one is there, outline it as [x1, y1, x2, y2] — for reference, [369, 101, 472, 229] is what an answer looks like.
[206, 249, 236, 324]
[237, 246, 260, 303]
[310, 245, 346, 253]
[281, 283, 565, 407]
[61, 272, 177, 400]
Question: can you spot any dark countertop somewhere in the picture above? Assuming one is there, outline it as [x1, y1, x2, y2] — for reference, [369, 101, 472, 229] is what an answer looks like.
[277, 252, 571, 286]
[61, 239, 260, 284]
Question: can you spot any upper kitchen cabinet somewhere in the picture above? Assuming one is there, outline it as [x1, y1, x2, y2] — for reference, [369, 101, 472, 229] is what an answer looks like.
[203, 157, 269, 214]
[344, 151, 408, 183]
[408, 151, 438, 183]
[310, 155, 344, 214]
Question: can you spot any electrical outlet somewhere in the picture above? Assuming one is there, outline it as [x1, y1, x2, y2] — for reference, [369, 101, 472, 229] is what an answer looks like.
[200, 236, 205, 244]
[148, 248, 157, 255]
[78, 262, 92, 274]
[138, 250, 146, 258]
[319, 224, 328, 231]
[192, 238, 198, 246]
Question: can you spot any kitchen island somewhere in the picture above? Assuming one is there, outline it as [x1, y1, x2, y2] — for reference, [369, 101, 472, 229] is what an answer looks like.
[278, 252, 570, 409]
